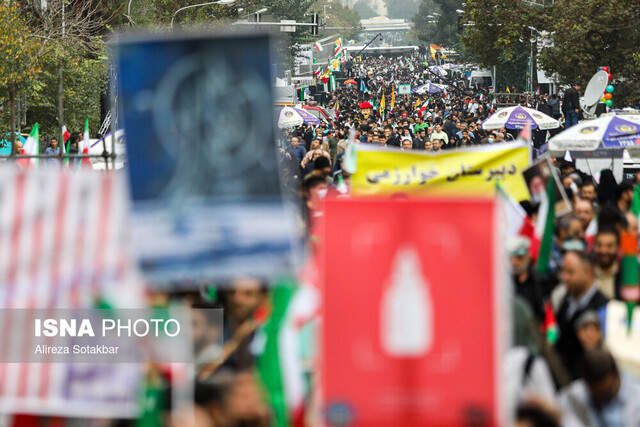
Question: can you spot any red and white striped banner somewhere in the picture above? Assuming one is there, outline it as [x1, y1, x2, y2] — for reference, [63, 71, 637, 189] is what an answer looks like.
[0, 166, 146, 419]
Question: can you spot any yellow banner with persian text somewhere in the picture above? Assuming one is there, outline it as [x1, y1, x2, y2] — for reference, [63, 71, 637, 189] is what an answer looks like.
[351, 142, 531, 201]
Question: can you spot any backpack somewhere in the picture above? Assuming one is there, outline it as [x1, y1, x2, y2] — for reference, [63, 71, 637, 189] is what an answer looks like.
[551, 101, 561, 117]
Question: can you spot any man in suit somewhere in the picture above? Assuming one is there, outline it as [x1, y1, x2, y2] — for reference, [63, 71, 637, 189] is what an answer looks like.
[555, 250, 609, 379]
[563, 82, 581, 128]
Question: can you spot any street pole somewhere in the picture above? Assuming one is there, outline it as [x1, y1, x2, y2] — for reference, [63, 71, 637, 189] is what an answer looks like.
[58, 0, 65, 162]
[530, 39, 533, 93]
[171, 0, 236, 28]
[323, 5, 331, 27]
[355, 33, 382, 58]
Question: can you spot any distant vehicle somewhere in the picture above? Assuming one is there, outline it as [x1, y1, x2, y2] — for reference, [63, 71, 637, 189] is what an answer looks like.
[469, 69, 493, 90]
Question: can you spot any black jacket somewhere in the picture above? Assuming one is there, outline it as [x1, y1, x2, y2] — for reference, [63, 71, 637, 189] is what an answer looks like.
[554, 288, 609, 379]
[537, 102, 553, 118]
[563, 87, 580, 113]
[514, 267, 550, 323]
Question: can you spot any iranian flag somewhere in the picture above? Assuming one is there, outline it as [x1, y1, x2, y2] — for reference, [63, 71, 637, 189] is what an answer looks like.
[79, 119, 92, 169]
[620, 184, 640, 330]
[62, 125, 70, 144]
[256, 280, 317, 427]
[333, 38, 342, 56]
[496, 182, 526, 239]
[23, 122, 40, 168]
[418, 99, 429, 117]
[314, 41, 323, 52]
[543, 301, 559, 344]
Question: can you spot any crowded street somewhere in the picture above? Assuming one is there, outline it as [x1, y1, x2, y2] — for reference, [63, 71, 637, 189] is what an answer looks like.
[1, 0, 640, 426]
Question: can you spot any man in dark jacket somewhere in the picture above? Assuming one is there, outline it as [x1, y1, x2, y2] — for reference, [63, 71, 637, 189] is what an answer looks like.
[563, 82, 581, 128]
[508, 236, 550, 323]
[555, 250, 609, 379]
[533, 97, 554, 148]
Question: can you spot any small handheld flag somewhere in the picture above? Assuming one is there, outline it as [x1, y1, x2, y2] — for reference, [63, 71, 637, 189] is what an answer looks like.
[620, 231, 640, 332]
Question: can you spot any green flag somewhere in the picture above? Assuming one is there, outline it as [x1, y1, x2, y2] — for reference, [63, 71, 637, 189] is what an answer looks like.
[23, 123, 39, 168]
[536, 178, 556, 273]
[256, 280, 305, 427]
[630, 184, 640, 217]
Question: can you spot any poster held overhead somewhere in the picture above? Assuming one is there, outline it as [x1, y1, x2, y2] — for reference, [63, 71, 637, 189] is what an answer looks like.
[116, 32, 301, 289]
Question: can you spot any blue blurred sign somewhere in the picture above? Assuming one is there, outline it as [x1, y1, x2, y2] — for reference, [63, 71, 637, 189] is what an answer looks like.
[116, 33, 300, 288]
[0, 133, 25, 155]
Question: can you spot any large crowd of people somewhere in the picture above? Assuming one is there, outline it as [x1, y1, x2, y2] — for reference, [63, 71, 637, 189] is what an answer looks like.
[273, 53, 640, 426]
[5, 51, 640, 427]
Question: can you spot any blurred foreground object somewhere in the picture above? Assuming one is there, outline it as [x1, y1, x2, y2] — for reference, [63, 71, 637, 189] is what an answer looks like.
[0, 166, 145, 418]
[116, 31, 301, 290]
[321, 198, 505, 426]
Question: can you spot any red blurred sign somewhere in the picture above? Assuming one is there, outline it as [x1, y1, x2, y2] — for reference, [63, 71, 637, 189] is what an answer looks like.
[321, 199, 503, 426]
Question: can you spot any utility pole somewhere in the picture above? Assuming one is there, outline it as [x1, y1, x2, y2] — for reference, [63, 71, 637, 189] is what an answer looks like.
[58, 0, 65, 160]
[355, 33, 382, 58]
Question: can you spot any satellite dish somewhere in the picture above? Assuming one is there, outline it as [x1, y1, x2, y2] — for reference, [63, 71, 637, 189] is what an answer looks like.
[581, 70, 609, 119]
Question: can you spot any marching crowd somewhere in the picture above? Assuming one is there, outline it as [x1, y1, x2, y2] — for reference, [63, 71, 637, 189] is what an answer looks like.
[275, 54, 640, 426]
[7, 53, 640, 427]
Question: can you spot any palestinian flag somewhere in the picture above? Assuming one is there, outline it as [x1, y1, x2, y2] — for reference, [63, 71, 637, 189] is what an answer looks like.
[620, 231, 640, 331]
[314, 41, 323, 52]
[23, 123, 40, 168]
[313, 66, 322, 77]
[535, 176, 556, 274]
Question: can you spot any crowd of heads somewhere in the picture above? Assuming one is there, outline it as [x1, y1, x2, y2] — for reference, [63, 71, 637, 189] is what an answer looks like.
[276, 52, 640, 425]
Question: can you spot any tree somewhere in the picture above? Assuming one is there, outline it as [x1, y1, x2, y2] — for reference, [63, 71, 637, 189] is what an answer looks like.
[150, 0, 260, 26]
[312, 0, 361, 38]
[537, 0, 640, 106]
[461, 0, 549, 92]
[0, 2, 42, 149]
[411, 0, 461, 46]
[27, 0, 111, 144]
[27, 47, 108, 140]
[354, 1, 377, 19]
[462, 0, 640, 104]
[461, 0, 540, 65]
[385, 0, 420, 20]
[266, 0, 317, 70]
[410, 0, 438, 44]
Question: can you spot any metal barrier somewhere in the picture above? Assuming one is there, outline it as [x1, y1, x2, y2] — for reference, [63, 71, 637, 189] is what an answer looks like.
[493, 92, 532, 107]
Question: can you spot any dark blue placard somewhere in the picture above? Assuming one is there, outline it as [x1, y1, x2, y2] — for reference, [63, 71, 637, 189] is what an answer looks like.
[116, 32, 300, 287]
